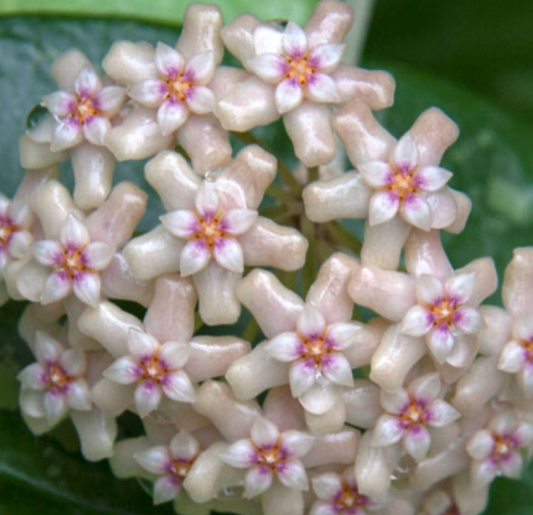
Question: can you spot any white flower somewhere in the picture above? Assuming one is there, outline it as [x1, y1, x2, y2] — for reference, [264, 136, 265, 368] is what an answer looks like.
[43, 66, 125, 151]
[33, 214, 114, 307]
[219, 417, 314, 498]
[0, 193, 33, 271]
[103, 329, 195, 417]
[18, 332, 91, 425]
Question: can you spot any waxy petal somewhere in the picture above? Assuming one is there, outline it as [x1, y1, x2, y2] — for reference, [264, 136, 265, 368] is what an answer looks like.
[416, 274, 445, 305]
[391, 134, 419, 172]
[153, 475, 180, 505]
[428, 324, 455, 363]
[42, 91, 76, 117]
[184, 51, 216, 84]
[219, 439, 258, 469]
[325, 323, 359, 350]
[35, 332, 63, 364]
[155, 43, 184, 79]
[195, 182, 220, 217]
[61, 214, 90, 249]
[372, 414, 405, 447]
[310, 502, 338, 515]
[515, 422, 533, 447]
[160, 210, 200, 239]
[408, 372, 441, 403]
[95, 85, 126, 116]
[266, 332, 303, 362]
[275, 78, 303, 114]
[59, 348, 86, 376]
[381, 388, 410, 415]
[128, 330, 159, 359]
[513, 315, 533, 342]
[9, 231, 33, 260]
[244, 465, 273, 498]
[276, 459, 309, 491]
[500, 451, 523, 479]
[280, 431, 314, 459]
[44, 390, 68, 425]
[213, 238, 244, 273]
[297, 307, 326, 339]
[404, 424, 431, 462]
[452, 306, 485, 334]
[162, 370, 195, 403]
[104, 356, 141, 384]
[82, 115, 111, 146]
[41, 271, 72, 304]
[134, 379, 162, 417]
[74, 67, 101, 99]
[358, 161, 393, 189]
[309, 43, 345, 73]
[321, 353, 354, 387]
[519, 366, 533, 397]
[128, 79, 168, 108]
[249, 53, 287, 84]
[73, 271, 101, 307]
[471, 459, 497, 488]
[466, 430, 494, 461]
[251, 417, 280, 449]
[311, 472, 343, 501]
[283, 22, 308, 59]
[157, 99, 188, 136]
[413, 166, 453, 192]
[368, 191, 399, 226]
[307, 73, 341, 104]
[401, 305, 434, 336]
[18, 363, 48, 391]
[180, 240, 211, 277]
[170, 432, 200, 461]
[51, 118, 83, 151]
[289, 358, 317, 397]
[499, 340, 526, 373]
[33, 240, 63, 267]
[82, 241, 113, 270]
[445, 272, 476, 305]
[400, 194, 432, 231]
[160, 341, 191, 370]
[135, 445, 171, 475]
[426, 400, 460, 427]
[186, 86, 215, 115]
[66, 379, 92, 411]
[221, 209, 258, 236]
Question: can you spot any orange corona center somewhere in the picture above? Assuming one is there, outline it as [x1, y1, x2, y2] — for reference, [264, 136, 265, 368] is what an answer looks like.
[253, 438, 284, 469]
[297, 328, 332, 365]
[520, 339, 533, 362]
[491, 433, 516, 458]
[0, 222, 19, 248]
[56, 244, 93, 280]
[139, 350, 167, 383]
[73, 96, 99, 124]
[284, 55, 316, 87]
[165, 75, 195, 104]
[425, 298, 458, 328]
[170, 456, 196, 478]
[385, 165, 419, 202]
[191, 211, 233, 255]
[399, 398, 426, 429]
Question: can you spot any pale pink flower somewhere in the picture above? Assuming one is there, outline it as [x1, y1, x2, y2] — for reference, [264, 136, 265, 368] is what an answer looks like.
[372, 373, 460, 461]
[219, 417, 314, 498]
[0, 193, 33, 272]
[310, 468, 387, 515]
[265, 305, 355, 412]
[134, 431, 200, 505]
[103, 328, 195, 418]
[160, 180, 258, 277]
[498, 315, 533, 397]
[43, 66, 125, 152]
[419, 490, 459, 515]
[32, 214, 114, 307]
[18, 331, 91, 425]
[466, 411, 533, 488]
[401, 272, 485, 364]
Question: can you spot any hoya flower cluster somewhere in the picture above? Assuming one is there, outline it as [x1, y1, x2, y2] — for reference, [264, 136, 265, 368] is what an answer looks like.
[5, 2, 533, 515]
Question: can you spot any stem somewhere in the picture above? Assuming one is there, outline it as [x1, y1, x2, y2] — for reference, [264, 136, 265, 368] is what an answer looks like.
[301, 215, 317, 295]
[242, 317, 260, 344]
[343, 0, 377, 66]
[325, 221, 363, 255]
[232, 131, 302, 195]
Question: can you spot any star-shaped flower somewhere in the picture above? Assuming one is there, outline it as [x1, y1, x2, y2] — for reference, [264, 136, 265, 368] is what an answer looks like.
[0, 193, 33, 272]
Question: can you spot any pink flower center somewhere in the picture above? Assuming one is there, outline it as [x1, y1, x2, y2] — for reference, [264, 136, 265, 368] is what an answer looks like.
[425, 297, 459, 328]
[138, 351, 170, 383]
[190, 210, 233, 256]
[252, 438, 286, 470]
[169, 455, 197, 480]
[398, 397, 429, 429]
[72, 96, 100, 125]
[47, 362, 76, 393]
[383, 164, 419, 203]
[283, 54, 316, 87]
[0, 215, 19, 250]
[55, 244, 93, 280]
[334, 481, 369, 512]
[519, 338, 533, 364]
[297, 327, 334, 366]
[164, 72, 197, 106]
[490, 433, 518, 462]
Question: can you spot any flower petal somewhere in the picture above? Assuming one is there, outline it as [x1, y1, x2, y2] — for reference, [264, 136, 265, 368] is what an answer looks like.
[251, 417, 280, 449]
[309, 501, 338, 515]
[408, 372, 441, 403]
[427, 324, 455, 363]
[498, 340, 526, 373]
[83, 116, 111, 146]
[34, 332, 63, 363]
[186, 86, 215, 115]
[44, 390, 68, 425]
[380, 388, 410, 415]
[154, 43, 184, 78]
[41, 271, 72, 304]
[358, 161, 394, 189]
[161, 370, 196, 403]
[276, 459, 309, 491]
[160, 210, 200, 239]
[42, 91, 76, 117]
[219, 439, 258, 468]
[307, 73, 341, 104]
[153, 475, 180, 505]
[61, 215, 89, 249]
[33, 240, 63, 267]
[368, 191, 400, 226]
[426, 399, 460, 427]
[82, 241, 113, 270]
[170, 432, 200, 461]
[265, 332, 303, 363]
[283, 22, 308, 59]
[401, 305, 434, 337]
[515, 422, 533, 447]
[512, 315, 533, 341]
[244, 465, 273, 498]
[471, 459, 497, 489]
[66, 379, 92, 411]
[128, 329, 159, 358]
[311, 472, 343, 501]
[325, 323, 359, 350]
[184, 51, 216, 84]
[404, 424, 431, 462]
[321, 353, 354, 387]
[74, 67, 101, 99]
[128, 79, 168, 108]
[452, 306, 485, 334]
[221, 209, 258, 236]
[157, 99, 188, 136]
[400, 193, 432, 231]
[180, 240, 211, 277]
[289, 359, 317, 397]
[275, 78, 303, 114]
[500, 451, 523, 479]
[372, 414, 405, 447]
[51, 118, 83, 151]
[391, 134, 419, 172]
[17, 363, 48, 390]
[519, 365, 533, 397]
[59, 348, 86, 376]
[134, 445, 171, 474]
[103, 356, 141, 384]
[412, 166, 453, 192]
[308, 43, 345, 73]
[9, 231, 33, 260]
[466, 430, 494, 461]
[298, 381, 337, 415]
[280, 430, 314, 459]
[213, 238, 244, 273]
[416, 274, 445, 305]
[73, 271, 101, 307]
[248, 53, 287, 84]
[160, 341, 191, 369]
[95, 85, 126, 116]
[445, 272, 476, 305]
[134, 379, 162, 417]
[195, 182, 220, 217]
[297, 307, 326, 339]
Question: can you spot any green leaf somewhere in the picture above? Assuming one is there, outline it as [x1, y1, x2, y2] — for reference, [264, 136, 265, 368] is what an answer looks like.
[0, 0, 316, 28]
